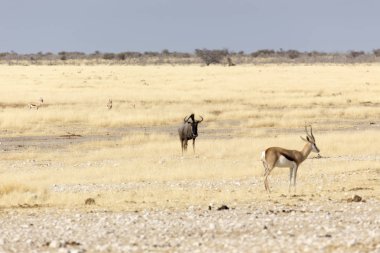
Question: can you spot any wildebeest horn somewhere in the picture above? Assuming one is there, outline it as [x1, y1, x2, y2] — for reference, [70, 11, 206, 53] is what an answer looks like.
[184, 114, 194, 123]
[198, 116, 204, 123]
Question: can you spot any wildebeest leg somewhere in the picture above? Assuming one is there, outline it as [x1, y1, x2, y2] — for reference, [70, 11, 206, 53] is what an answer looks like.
[183, 140, 188, 152]
[180, 139, 184, 155]
[192, 138, 195, 154]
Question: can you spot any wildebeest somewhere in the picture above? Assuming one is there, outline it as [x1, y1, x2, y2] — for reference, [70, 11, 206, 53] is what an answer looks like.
[178, 114, 203, 155]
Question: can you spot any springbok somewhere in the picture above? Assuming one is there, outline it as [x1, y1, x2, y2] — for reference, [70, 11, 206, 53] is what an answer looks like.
[261, 125, 320, 194]
[178, 114, 203, 155]
[28, 97, 44, 110]
[107, 99, 112, 110]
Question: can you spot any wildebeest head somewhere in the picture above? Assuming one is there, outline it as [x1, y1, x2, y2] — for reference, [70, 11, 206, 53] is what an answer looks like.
[184, 114, 203, 138]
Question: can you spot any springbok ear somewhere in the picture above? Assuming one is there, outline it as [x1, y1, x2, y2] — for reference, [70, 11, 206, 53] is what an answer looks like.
[306, 136, 311, 142]
[300, 136, 308, 142]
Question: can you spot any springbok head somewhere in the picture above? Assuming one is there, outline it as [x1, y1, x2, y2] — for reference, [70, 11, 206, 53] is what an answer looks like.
[300, 125, 320, 153]
[184, 114, 203, 137]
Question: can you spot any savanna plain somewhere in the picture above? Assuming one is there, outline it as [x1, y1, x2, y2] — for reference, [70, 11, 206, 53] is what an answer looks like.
[0, 64, 379, 252]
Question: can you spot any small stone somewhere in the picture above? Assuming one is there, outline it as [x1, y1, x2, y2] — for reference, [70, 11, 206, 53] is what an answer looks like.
[49, 240, 60, 248]
[217, 205, 229, 211]
[64, 240, 81, 247]
[85, 198, 96, 205]
[348, 195, 363, 202]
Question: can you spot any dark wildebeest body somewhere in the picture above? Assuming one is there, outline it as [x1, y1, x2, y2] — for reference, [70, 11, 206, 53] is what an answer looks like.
[178, 114, 203, 155]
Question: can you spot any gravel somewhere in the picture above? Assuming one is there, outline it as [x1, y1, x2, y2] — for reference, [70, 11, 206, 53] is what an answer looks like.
[50, 179, 260, 193]
[0, 200, 379, 252]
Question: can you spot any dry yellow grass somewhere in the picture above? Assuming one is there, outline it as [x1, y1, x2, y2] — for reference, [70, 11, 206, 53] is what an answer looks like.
[0, 65, 379, 133]
[0, 64, 379, 210]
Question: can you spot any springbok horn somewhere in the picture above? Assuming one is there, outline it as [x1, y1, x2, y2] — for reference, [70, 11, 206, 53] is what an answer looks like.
[305, 125, 312, 139]
[309, 125, 315, 140]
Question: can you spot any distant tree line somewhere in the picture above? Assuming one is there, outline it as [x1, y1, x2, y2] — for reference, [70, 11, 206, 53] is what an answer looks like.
[1, 49, 380, 65]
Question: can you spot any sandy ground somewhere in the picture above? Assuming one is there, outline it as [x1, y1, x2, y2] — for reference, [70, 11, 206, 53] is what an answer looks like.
[1, 120, 379, 152]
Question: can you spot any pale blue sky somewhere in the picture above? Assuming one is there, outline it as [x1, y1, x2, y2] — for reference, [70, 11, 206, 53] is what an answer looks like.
[1, 0, 379, 53]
